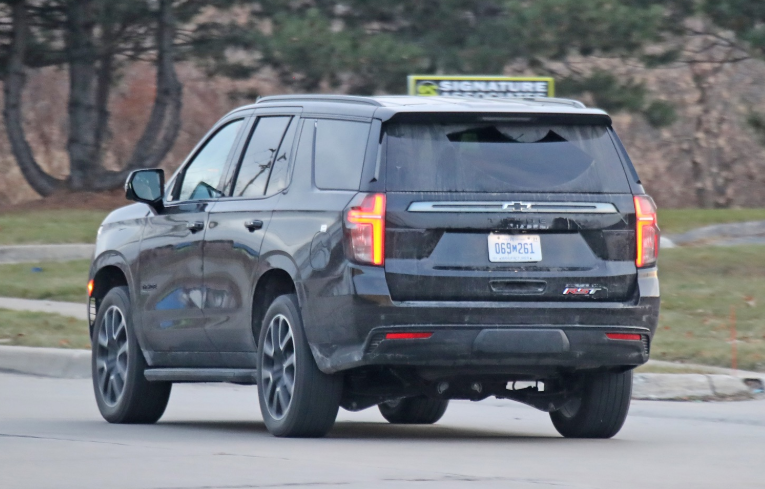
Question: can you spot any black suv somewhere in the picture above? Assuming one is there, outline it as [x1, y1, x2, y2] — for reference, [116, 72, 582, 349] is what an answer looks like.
[88, 95, 659, 438]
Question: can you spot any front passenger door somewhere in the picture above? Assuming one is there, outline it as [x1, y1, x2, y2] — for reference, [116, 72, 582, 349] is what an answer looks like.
[203, 114, 299, 360]
[138, 117, 246, 360]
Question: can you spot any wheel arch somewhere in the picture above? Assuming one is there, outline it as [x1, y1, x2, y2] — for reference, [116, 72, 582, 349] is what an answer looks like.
[250, 267, 297, 347]
[89, 252, 135, 338]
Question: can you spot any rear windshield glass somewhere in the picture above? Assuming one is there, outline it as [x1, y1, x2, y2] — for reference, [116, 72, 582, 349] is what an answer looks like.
[385, 122, 630, 193]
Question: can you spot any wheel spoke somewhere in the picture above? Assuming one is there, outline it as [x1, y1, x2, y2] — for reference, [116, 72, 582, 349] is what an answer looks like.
[106, 376, 115, 403]
[114, 315, 127, 341]
[283, 373, 294, 396]
[97, 327, 109, 348]
[262, 332, 274, 358]
[95, 305, 129, 407]
[279, 323, 292, 352]
[277, 385, 291, 413]
[270, 321, 279, 354]
[261, 314, 297, 420]
[117, 341, 129, 361]
[283, 351, 295, 369]
[113, 371, 125, 394]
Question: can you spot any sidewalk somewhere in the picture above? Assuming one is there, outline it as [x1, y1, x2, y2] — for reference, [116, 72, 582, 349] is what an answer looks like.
[0, 244, 94, 264]
[0, 297, 87, 320]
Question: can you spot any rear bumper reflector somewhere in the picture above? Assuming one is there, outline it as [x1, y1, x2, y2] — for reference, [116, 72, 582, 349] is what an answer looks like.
[606, 333, 642, 341]
[385, 332, 433, 340]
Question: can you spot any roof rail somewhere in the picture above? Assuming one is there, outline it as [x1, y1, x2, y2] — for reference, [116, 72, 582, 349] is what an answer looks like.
[256, 94, 382, 107]
[522, 97, 586, 108]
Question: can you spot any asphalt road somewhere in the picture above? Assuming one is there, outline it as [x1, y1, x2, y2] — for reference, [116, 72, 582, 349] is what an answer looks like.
[1, 372, 763, 489]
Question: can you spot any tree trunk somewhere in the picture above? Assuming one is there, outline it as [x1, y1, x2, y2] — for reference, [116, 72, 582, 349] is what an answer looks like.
[93, 48, 114, 165]
[2, 0, 62, 196]
[65, 0, 99, 191]
[689, 95, 713, 208]
[94, 0, 182, 190]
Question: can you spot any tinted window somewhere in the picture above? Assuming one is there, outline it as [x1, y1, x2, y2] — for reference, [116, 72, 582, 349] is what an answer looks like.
[314, 119, 370, 190]
[178, 119, 243, 201]
[292, 119, 313, 178]
[233, 116, 291, 198]
[386, 122, 630, 193]
[265, 118, 298, 196]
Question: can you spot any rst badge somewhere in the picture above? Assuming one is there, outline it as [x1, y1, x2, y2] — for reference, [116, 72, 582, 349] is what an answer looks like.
[562, 286, 603, 296]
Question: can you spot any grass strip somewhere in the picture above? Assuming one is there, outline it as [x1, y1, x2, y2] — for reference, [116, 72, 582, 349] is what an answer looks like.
[0, 210, 109, 245]
[0, 308, 90, 349]
[0, 260, 90, 303]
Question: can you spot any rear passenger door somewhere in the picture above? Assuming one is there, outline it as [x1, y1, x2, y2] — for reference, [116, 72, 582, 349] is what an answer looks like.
[267, 117, 375, 349]
[203, 111, 300, 360]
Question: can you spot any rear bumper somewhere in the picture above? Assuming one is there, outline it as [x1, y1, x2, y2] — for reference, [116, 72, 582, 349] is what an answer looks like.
[303, 266, 660, 374]
[311, 324, 651, 374]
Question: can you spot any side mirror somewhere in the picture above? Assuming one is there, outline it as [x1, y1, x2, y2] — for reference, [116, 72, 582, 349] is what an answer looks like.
[125, 169, 164, 212]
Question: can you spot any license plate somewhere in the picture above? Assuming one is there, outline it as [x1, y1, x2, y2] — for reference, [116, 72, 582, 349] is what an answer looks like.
[488, 234, 542, 263]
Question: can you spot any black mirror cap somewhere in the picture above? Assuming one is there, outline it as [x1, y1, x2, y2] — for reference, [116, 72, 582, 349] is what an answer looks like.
[125, 169, 165, 212]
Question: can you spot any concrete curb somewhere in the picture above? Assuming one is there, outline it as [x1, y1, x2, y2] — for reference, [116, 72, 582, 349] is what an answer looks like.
[0, 244, 94, 264]
[666, 220, 765, 247]
[633, 373, 754, 400]
[0, 345, 761, 401]
[0, 345, 90, 378]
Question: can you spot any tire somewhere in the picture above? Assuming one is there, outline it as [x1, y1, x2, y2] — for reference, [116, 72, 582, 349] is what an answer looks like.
[378, 396, 449, 424]
[550, 370, 632, 439]
[257, 294, 342, 437]
[91, 286, 171, 424]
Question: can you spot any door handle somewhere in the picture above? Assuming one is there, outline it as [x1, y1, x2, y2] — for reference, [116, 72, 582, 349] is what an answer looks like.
[244, 219, 264, 232]
[186, 221, 205, 233]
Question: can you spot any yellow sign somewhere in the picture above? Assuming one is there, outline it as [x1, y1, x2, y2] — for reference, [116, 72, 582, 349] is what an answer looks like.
[408, 75, 554, 99]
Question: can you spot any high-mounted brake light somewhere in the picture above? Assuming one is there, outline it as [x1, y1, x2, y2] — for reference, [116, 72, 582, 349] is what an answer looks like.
[345, 193, 386, 266]
[634, 195, 659, 268]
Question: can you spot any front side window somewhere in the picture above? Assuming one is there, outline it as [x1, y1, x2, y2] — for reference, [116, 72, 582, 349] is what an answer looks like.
[232, 116, 292, 198]
[314, 119, 370, 190]
[177, 119, 244, 201]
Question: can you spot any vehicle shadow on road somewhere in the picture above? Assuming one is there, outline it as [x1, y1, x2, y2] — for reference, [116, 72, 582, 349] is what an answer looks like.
[157, 420, 562, 441]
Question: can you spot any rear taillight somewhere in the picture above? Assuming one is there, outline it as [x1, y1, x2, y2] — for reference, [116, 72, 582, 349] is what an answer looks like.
[345, 193, 386, 266]
[634, 195, 659, 268]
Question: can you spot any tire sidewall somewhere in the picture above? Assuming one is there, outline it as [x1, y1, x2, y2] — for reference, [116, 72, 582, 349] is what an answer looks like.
[257, 295, 300, 434]
[256, 294, 327, 436]
[91, 286, 145, 423]
[550, 370, 632, 438]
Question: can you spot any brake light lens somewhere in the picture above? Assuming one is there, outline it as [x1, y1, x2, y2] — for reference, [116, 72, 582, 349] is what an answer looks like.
[634, 195, 659, 268]
[345, 193, 386, 266]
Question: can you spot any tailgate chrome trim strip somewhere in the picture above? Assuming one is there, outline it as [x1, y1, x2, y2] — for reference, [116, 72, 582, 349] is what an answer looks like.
[407, 201, 618, 214]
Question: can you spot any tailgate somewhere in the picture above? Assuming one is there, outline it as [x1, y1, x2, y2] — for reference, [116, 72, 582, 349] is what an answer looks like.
[384, 193, 637, 302]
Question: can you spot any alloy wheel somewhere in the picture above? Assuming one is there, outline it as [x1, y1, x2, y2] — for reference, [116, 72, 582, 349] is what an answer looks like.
[95, 305, 129, 406]
[261, 313, 296, 420]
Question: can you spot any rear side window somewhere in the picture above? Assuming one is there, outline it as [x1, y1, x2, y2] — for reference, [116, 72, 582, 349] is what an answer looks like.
[314, 119, 370, 190]
[385, 122, 630, 193]
[265, 118, 299, 196]
[233, 116, 291, 198]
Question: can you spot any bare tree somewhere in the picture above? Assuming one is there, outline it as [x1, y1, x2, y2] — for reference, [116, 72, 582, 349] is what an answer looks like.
[1, 0, 182, 195]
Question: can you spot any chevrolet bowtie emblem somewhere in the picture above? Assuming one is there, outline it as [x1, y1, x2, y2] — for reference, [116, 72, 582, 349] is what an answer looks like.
[502, 202, 533, 211]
